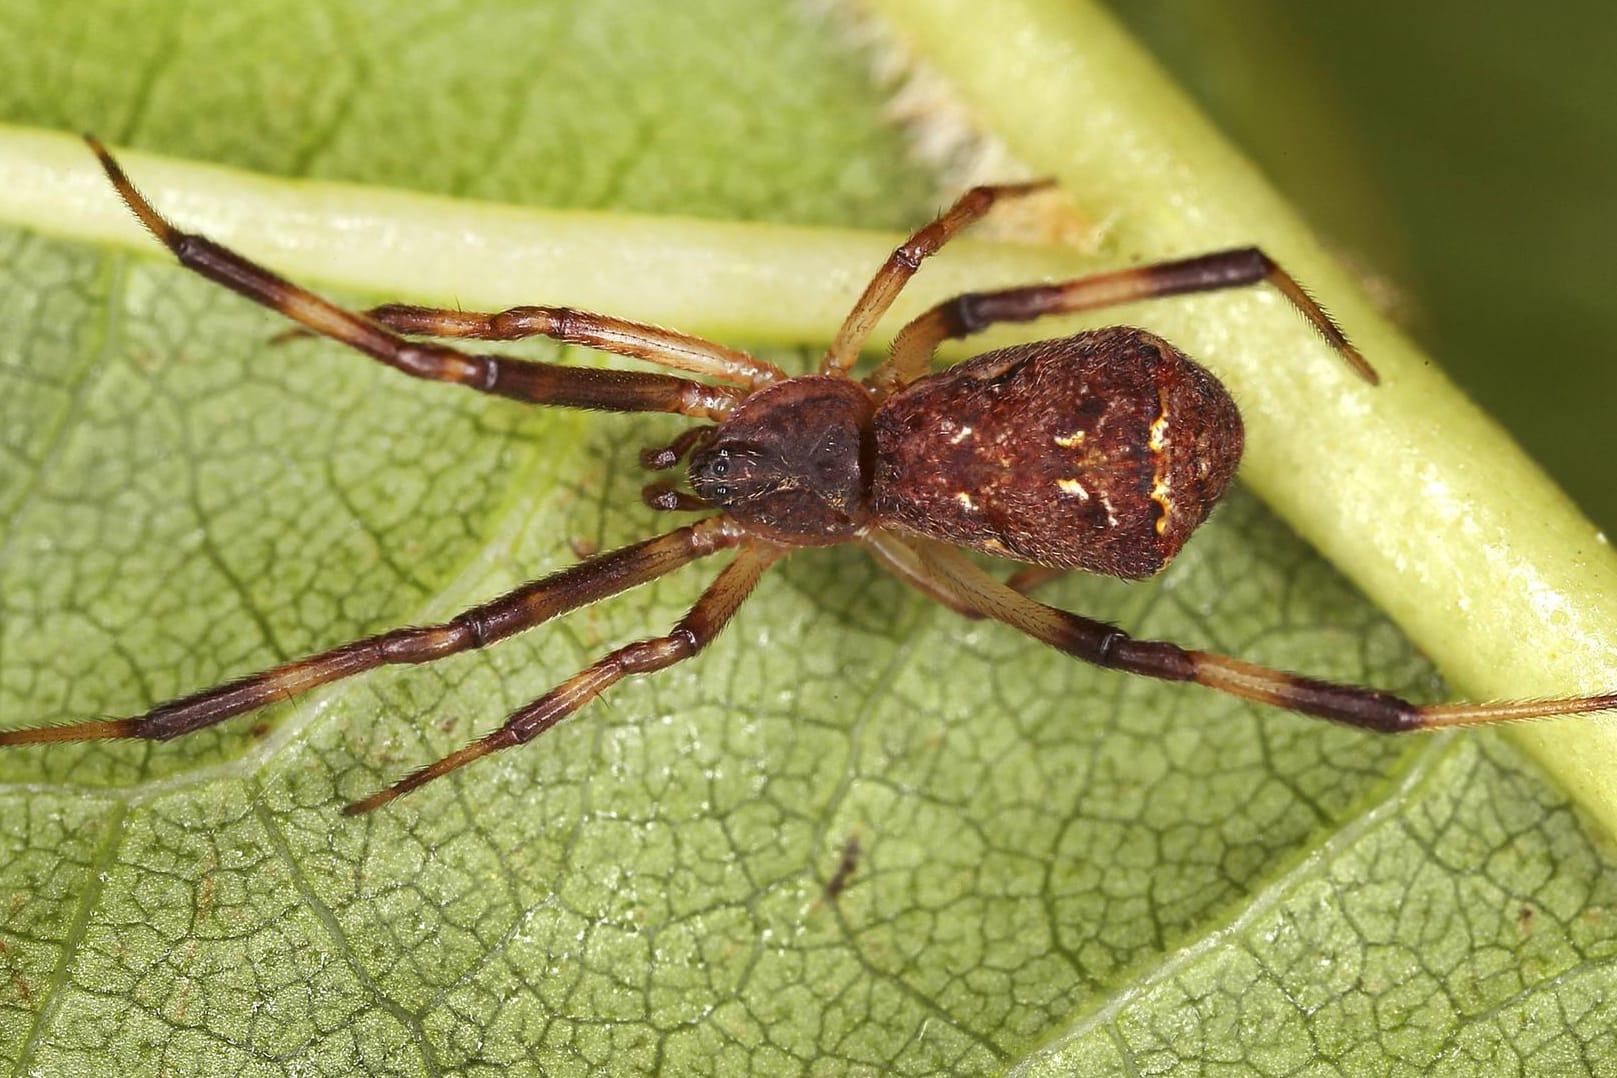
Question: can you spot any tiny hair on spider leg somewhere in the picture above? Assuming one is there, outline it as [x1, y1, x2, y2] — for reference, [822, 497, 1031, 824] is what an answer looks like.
[3, 137, 1615, 816]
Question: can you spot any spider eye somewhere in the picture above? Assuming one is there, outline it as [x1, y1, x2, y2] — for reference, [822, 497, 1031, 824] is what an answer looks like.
[710, 453, 730, 478]
[710, 484, 731, 500]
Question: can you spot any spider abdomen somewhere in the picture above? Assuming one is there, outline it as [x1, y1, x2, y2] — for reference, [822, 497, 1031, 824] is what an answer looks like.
[870, 327, 1244, 578]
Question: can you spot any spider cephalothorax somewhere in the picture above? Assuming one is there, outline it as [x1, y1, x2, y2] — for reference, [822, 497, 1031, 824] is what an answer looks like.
[687, 375, 873, 542]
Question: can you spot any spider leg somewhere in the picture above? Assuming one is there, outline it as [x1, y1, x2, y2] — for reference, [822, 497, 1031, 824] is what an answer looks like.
[86, 137, 742, 421]
[346, 540, 783, 814]
[861, 534, 980, 618]
[1001, 564, 1068, 599]
[0, 518, 747, 749]
[340, 304, 785, 388]
[875, 247, 1374, 393]
[821, 181, 1052, 375]
[866, 533, 1617, 731]
[863, 539, 1068, 619]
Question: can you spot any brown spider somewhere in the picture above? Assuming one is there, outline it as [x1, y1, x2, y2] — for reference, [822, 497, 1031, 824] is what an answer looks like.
[4, 136, 1613, 815]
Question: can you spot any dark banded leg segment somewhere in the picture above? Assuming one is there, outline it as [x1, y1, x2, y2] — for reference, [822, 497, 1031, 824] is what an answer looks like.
[347, 540, 783, 814]
[876, 247, 1375, 393]
[0, 518, 747, 749]
[868, 534, 1617, 732]
[821, 181, 1053, 375]
[86, 137, 742, 421]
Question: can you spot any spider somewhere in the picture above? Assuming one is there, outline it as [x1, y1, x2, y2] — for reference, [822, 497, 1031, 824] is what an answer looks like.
[4, 136, 1614, 816]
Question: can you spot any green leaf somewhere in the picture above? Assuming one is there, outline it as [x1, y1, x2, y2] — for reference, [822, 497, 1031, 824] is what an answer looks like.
[2, 2, 1616, 1076]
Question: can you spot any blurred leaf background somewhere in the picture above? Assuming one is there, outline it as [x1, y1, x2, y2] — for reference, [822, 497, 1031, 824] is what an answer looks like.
[1111, 1, 1617, 536]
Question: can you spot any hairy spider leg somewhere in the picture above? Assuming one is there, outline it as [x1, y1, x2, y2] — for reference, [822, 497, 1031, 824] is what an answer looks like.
[347, 540, 782, 814]
[821, 181, 1054, 375]
[343, 303, 785, 389]
[0, 519, 747, 752]
[877, 247, 1374, 394]
[86, 136, 743, 421]
[864, 558, 1066, 615]
[867, 533, 1617, 732]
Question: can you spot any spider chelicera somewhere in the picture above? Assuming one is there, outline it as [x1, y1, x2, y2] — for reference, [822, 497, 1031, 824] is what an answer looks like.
[4, 137, 1614, 815]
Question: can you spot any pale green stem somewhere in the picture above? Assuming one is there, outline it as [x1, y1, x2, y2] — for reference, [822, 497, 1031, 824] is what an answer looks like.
[0, 124, 1086, 349]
